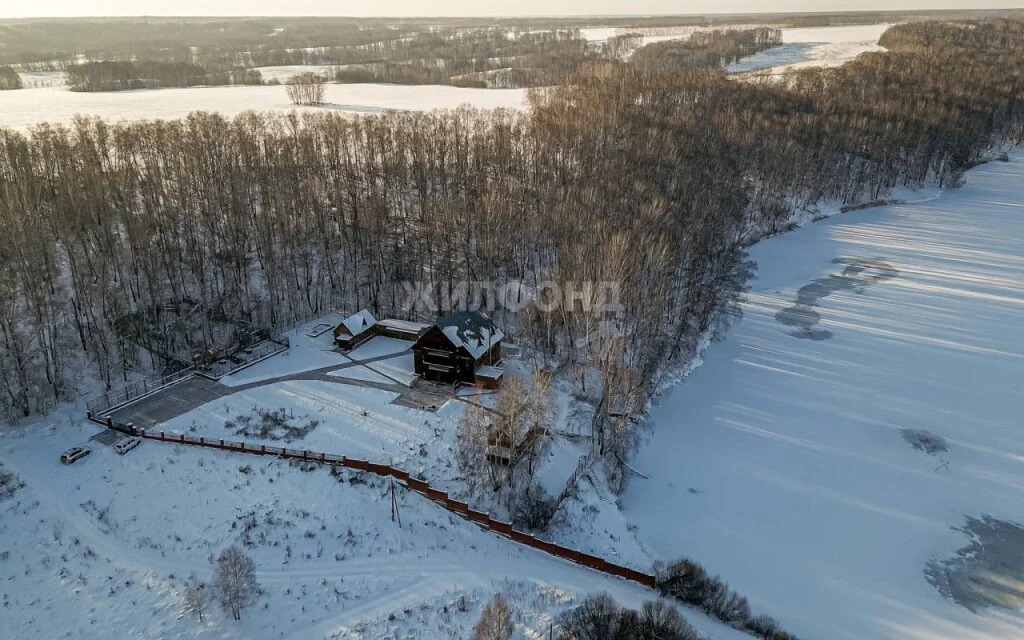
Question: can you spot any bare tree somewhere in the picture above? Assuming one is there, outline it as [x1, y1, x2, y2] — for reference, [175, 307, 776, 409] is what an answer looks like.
[182, 573, 213, 622]
[473, 593, 514, 640]
[456, 371, 554, 493]
[213, 545, 260, 621]
[285, 72, 326, 106]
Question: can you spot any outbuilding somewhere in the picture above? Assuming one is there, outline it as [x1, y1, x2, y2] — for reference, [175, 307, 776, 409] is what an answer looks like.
[333, 310, 377, 351]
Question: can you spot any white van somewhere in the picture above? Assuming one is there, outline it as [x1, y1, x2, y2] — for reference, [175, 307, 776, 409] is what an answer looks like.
[114, 437, 141, 455]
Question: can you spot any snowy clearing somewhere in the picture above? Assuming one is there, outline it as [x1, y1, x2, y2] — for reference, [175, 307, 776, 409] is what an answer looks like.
[620, 153, 1024, 640]
[221, 316, 348, 388]
[0, 83, 528, 131]
[162, 380, 439, 471]
[0, 423, 747, 640]
[253, 65, 341, 83]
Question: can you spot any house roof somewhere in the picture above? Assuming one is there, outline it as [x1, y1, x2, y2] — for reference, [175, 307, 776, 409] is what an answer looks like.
[340, 309, 377, 337]
[378, 318, 430, 334]
[435, 310, 504, 360]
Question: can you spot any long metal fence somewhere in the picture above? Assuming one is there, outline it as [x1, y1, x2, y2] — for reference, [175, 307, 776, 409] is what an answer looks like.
[91, 416, 655, 590]
[85, 367, 196, 418]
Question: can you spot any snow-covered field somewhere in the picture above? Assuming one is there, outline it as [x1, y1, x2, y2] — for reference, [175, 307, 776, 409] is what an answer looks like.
[1, 422, 749, 640]
[728, 23, 891, 74]
[163, 380, 451, 477]
[0, 83, 528, 131]
[253, 65, 340, 83]
[619, 154, 1024, 640]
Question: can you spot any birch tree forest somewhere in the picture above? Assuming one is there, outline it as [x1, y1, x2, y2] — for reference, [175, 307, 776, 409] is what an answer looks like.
[0, 19, 1022, 435]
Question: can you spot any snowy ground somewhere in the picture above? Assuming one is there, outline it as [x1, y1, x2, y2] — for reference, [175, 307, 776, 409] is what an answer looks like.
[221, 314, 348, 388]
[0, 83, 528, 131]
[254, 65, 340, 83]
[162, 380, 450, 478]
[615, 153, 1024, 640]
[0, 419, 747, 640]
[728, 23, 891, 74]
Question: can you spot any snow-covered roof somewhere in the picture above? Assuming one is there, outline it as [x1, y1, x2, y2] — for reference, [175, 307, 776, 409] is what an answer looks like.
[340, 309, 377, 337]
[476, 365, 504, 379]
[436, 311, 504, 360]
[378, 318, 430, 333]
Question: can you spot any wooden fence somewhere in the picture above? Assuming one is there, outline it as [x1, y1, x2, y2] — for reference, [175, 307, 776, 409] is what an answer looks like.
[91, 416, 656, 590]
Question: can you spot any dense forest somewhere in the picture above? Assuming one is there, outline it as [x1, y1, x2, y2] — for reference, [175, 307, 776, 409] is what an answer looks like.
[0, 21, 1022, 463]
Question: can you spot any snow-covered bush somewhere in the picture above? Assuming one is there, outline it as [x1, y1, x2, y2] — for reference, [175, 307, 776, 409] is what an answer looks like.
[557, 593, 620, 639]
[744, 614, 800, 640]
[657, 557, 797, 638]
[557, 594, 700, 640]
[472, 593, 513, 640]
[511, 484, 557, 531]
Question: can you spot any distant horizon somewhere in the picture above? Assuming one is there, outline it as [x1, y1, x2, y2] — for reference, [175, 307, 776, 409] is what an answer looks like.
[3, 1, 1022, 20]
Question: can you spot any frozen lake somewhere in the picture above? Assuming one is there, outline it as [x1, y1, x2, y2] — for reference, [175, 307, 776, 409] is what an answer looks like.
[580, 22, 890, 71]
[623, 154, 1024, 639]
[0, 83, 529, 131]
[728, 23, 891, 73]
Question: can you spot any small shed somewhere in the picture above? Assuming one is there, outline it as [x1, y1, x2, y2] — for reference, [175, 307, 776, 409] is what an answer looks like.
[413, 310, 503, 384]
[475, 365, 504, 390]
[333, 310, 377, 351]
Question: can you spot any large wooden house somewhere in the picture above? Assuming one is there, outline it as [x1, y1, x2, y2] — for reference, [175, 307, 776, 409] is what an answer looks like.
[412, 310, 503, 385]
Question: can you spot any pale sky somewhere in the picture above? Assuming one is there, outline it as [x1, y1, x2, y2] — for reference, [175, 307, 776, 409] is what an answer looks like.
[2, 0, 1022, 19]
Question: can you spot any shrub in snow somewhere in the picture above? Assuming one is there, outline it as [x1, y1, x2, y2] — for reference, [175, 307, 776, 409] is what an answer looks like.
[558, 595, 700, 640]
[511, 484, 557, 531]
[558, 593, 621, 639]
[637, 601, 701, 640]
[658, 557, 798, 638]
[182, 573, 213, 622]
[472, 593, 513, 640]
[744, 614, 778, 635]
[657, 558, 713, 605]
[0, 470, 24, 501]
[657, 557, 750, 621]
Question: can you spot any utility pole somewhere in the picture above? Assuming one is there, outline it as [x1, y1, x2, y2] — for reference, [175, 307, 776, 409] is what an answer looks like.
[390, 477, 402, 528]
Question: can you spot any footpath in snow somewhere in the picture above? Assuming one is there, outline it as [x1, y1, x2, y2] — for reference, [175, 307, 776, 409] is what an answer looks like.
[623, 154, 1024, 640]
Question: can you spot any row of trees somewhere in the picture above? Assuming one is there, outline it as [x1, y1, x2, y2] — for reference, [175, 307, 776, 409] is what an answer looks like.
[632, 27, 783, 71]
[0, 21, 1021, 457]
[66, 60, 263, 91]
[0, 66, 20, 90]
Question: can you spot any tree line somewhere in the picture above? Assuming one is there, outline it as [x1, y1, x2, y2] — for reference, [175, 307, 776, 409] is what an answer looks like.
[0, 20, 1021, 463]
[66, 60, 263, 91]
[0, 66, 21, 90]
[631, 28, 783, 71]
